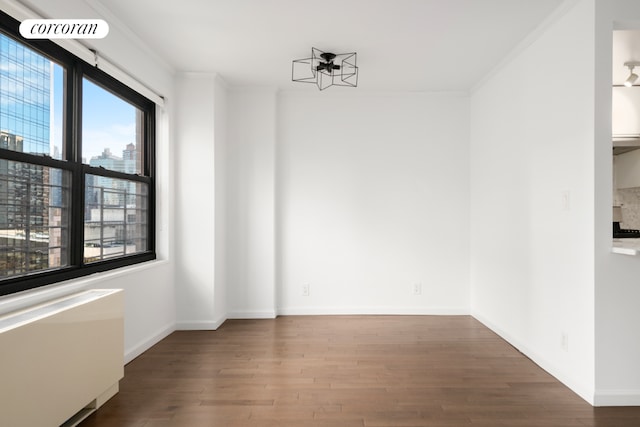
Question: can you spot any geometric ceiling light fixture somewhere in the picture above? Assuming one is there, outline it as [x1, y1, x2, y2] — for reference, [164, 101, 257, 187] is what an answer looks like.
[292, 47, 358, 90]
[624, 61, 640, 87]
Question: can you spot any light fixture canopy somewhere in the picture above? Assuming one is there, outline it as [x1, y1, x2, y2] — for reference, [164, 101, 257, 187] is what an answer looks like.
[292, 47, 358, 90]
[624, 61, 640, 87]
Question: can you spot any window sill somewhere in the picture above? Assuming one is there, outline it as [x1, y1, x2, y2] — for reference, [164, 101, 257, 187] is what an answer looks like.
[0, 258, 168, 316]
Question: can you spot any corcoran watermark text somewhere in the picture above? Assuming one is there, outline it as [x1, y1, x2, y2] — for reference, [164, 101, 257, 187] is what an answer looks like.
[19, 19, 109, 39]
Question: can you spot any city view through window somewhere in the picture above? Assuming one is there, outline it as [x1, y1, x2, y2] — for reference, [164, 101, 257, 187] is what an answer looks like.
[0, 31, 148, 279]
[82, 78, 148, 264]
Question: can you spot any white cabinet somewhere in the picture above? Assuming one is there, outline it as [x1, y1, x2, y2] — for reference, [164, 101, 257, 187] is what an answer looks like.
[615, 149, 640, 188]
[613, 86, 640, 188]
[613, 87, 640, 137]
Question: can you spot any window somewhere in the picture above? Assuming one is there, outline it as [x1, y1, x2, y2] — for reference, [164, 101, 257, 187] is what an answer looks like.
[0, 11, 155, 295]
[0, 161, 70, 277]
[84, 175, 148, 263]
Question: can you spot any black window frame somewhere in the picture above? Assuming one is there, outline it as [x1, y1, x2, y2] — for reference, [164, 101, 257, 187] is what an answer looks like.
[0, 11, 156, 296]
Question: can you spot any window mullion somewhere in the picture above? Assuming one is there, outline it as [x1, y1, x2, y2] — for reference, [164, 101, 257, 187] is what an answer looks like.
[64, 63, 75, 164]
[144, 109, 155, 253]
[69, 66, 84, 268]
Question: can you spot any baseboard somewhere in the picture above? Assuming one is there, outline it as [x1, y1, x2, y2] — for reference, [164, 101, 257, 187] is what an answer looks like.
[472, 311, 595, 406]
[175, 315, 227, 331]
[277, 307, 470, 316]
[594, 390, 640, 406]
[226, 310, 277, 319]
[124, 322, 175, 364]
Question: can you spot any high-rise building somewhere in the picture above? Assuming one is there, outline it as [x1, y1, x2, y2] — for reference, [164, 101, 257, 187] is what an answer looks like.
[88, 146, 138, 205]
[84, 144, 141, 262]
[0, 132, 24, 229]
[0, 33, 54, 156]
[0, 33, 65, 277]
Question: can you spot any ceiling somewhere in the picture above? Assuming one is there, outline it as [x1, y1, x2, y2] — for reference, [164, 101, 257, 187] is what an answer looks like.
[94, 0, 565, 92]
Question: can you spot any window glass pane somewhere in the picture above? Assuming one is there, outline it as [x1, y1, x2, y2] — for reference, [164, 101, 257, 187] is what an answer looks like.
[84, 174, 148, 263]
[0, 160, 70, 279]
[0, 32, 65, 159]
[82, 78, 143, 174]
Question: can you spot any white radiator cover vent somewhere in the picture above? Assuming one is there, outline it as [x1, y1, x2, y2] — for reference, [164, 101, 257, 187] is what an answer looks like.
[0, 289, 124, 427]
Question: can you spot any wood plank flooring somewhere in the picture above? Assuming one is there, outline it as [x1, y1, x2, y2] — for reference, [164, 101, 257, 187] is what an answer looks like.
[80, 316, 640, 426]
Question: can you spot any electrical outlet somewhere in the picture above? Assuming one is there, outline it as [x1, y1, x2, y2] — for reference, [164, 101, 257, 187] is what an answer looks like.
[302, 283, 310, 297]
[413, 282, 422, 295]
[561, 332, 569, 352]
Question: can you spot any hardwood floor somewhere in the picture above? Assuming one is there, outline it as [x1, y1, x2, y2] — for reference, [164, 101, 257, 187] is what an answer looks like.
[80, 316, 640, 426]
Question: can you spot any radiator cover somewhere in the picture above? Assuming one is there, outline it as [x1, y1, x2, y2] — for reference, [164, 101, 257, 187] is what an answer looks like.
[0, 289, 124, 427]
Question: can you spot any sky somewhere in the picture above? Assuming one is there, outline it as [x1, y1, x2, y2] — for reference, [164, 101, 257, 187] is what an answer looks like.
[81, 77, 137, 162]
[52, 66, 137, 162]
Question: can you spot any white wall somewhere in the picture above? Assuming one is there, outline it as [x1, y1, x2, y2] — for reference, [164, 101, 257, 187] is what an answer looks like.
[214, 78, 229, 323]
[225, 88, 277, 318]
[470, 0, 595, 403]
[276, 91, 470, 314]
[174, 73, 227, 329]
[594, 0, 640, 406]
[0, 0, 177, 363]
